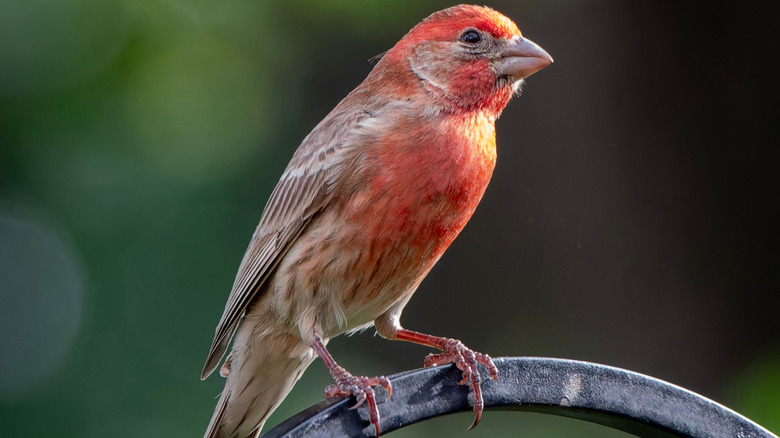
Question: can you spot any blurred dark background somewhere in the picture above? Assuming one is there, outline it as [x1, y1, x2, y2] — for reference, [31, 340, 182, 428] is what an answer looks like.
[1, 1, 778, 437]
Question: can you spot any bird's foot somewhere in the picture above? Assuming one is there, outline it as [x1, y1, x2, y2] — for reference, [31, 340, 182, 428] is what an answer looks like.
[423, 338, 499, 429]
[324, 365, 392, 437]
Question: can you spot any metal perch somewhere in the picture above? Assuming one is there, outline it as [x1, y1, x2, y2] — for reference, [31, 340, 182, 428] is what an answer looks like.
[261, 357, 776, 438]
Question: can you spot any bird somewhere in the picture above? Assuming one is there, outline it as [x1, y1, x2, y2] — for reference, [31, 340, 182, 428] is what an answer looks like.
[201, 4, 552, 437]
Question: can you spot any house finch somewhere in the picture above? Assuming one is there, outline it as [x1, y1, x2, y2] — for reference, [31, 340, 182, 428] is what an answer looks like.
[202, 4, 552, 437]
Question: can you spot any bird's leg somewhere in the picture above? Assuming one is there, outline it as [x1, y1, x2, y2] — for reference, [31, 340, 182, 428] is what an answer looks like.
[392, 328, 498, 429]
[311, 336, 392, 437]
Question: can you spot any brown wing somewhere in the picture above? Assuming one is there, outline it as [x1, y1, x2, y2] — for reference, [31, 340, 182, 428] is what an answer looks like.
[201, 105, 376, 379]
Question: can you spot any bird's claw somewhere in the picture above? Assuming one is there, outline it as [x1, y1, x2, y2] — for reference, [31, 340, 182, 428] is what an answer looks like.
[324, 366, 392, 436]
[423, 338, 498, 429]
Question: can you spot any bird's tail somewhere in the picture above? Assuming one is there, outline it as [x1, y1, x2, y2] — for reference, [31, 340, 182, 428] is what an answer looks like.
[204, 330, 316, 438]
[205, 387, 231, 438]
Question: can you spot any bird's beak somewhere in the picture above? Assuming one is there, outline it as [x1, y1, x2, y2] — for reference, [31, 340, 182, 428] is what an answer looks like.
[499, 37, 553, 79]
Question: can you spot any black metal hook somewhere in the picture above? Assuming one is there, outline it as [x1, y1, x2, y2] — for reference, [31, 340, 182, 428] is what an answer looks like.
[261, 357, 776, 438]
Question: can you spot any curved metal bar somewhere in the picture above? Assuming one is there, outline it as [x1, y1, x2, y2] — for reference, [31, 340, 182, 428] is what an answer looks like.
[261, 357, 776, 438]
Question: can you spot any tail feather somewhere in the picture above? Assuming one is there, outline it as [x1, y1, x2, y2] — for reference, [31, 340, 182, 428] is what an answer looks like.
[205, 389, 230, 438]
[203, 325, 317, 438]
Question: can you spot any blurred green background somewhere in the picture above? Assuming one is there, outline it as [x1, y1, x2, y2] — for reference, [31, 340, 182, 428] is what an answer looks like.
[1, 0, 778, 436]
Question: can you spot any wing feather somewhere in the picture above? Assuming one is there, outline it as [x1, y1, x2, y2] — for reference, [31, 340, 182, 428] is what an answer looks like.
[201, 105, 378, 379]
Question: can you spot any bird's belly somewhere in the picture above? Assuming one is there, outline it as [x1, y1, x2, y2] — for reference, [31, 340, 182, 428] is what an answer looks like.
[268, 120, 495, 340]
[269, 186, 474, 338]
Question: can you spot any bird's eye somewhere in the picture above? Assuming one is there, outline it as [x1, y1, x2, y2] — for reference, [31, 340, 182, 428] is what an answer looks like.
[459, 30, 482, 44]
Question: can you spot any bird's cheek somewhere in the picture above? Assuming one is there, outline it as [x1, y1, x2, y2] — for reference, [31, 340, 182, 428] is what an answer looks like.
[408, 45, 454, 93]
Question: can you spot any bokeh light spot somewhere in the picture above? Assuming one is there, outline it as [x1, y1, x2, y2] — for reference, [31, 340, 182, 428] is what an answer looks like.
[0, 210, 85, 401]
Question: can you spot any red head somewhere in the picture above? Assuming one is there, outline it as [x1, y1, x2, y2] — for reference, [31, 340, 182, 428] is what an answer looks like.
[372, 5, 553, 115]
